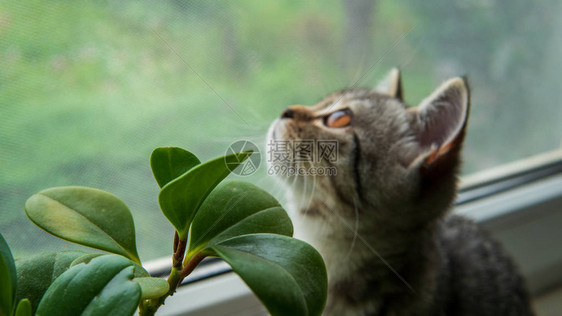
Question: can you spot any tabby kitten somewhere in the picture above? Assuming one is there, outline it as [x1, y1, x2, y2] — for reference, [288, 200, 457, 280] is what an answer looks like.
[266, 69, 533, 315]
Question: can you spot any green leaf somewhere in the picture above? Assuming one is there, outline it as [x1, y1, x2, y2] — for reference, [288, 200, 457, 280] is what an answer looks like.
[70, 253, 150, 278]
[0, 233, 16, 316]
[36, 255, 141, 316]
[189, 180, 292, 252]
[69, 253, 104, 267]
[207, 234, 327, 316]
[25, 186, 141, 264]
[133, 277, 169, 299]
[159, 151, 252, 239]
[150, 147, 201, 188]
[15, 251, 86, 314]
[14, 299, 31, 316]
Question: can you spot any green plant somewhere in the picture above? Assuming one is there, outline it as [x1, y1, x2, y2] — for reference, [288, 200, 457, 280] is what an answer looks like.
[0, 147, 327, 316]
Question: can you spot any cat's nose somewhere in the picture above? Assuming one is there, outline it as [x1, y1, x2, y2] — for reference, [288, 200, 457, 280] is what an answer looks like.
[280, 108, 295, 119]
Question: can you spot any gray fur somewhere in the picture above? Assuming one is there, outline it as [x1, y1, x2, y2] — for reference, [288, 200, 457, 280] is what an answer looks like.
[266, 71, 533, 315]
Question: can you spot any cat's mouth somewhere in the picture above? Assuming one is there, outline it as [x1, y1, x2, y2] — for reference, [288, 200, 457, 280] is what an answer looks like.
[267, 118, 299, 145]
[267, 117, 302, 143]
[267, 118, 283, 143]
[267, 119, 305, 179]
[270, 124, 278, 142]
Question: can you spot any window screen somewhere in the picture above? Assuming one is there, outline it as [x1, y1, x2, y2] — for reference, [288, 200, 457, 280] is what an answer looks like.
[2, 0, 561, 261]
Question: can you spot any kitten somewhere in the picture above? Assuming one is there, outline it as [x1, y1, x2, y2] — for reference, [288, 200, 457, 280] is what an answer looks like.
[266, 69, 533, 315]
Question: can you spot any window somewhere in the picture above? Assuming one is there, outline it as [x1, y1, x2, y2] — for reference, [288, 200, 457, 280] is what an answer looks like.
[2, 1, 562, 308]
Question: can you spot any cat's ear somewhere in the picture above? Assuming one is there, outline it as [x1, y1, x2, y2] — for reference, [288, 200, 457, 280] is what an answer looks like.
[409, 77, 470, 167]
[374, 68, 403, 101]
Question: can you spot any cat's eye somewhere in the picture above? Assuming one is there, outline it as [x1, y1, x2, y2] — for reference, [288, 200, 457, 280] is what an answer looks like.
[324, 110, 352, 128]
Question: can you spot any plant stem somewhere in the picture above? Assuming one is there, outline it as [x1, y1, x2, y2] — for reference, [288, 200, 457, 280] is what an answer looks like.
[178, 252, 206, 283]
[173, 232, 179, 253]
[173, 238, 187, 268]
[138, 253, 207, 315]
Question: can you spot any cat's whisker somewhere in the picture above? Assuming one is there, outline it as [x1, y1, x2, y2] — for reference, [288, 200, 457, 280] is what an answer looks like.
[272, 181, 287, 204]
[244, 107, 280, 129]
[342, 195, 359, 261]
[198, 110, 271, 144]
[326, 25, 416, 113]
[203, 129, 265, 141]
[329, 207, 415, 293]
[262, 172, 286, 202]
[301, 162, 317, 217]
[299, 172, 309, 217]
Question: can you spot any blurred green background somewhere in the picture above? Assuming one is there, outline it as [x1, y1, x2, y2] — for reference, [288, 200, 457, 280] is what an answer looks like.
[1, 0, 561, 261]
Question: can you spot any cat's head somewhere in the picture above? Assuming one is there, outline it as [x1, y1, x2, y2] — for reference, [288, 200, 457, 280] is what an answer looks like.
[267, 69, 470, 226]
